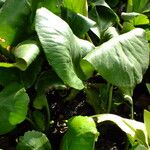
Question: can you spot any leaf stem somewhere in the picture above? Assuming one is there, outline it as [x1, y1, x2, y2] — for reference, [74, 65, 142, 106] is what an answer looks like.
[124, 95, 134, 119]
[45, 99, 51, 132]
[26, 117, 36, 128]
[107, 84, 113, 113]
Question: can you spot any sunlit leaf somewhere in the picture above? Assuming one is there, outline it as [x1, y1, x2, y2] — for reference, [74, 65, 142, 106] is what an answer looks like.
[122, 12, 149, 26]
[81, 28, 149, 95]
[63, 0, 88, 16]
[127, 0, 150, 13]
[144, 110, 150, 140]
[13, 40, 40, 71]
[61, 116, 99, 150]
[35, 8, 85, 90]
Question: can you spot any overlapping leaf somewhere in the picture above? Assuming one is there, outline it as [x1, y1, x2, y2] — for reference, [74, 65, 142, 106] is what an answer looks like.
[35, 8, 86, 90]
[81, 28, 149, 95]
[96, 114, 149, 148]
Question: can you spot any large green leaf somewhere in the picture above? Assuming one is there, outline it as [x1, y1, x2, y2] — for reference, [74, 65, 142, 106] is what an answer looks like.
[63, 0, 88, 16]
[95, 114, 149, 148]
[0, 82, 29, 135]
[35, 8, 85, 90]
[17, 130, 52, 150]
[0, 0, 32, 50]
[81, 28, 149, 95]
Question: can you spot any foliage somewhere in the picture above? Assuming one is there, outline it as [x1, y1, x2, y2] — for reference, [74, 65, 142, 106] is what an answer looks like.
[0, 0, 150, 149]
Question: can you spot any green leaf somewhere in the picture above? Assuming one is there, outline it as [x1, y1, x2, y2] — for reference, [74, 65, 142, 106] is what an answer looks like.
[95, 114, 149, 147]
[121, 12, 149, 26]
[17, 130, 52, 150]
[34, 70, 66, 109]
[81, 28, 149, 95]
[61, 8, 96, 37]
[130, 144, 148, 150]
[75, 37, 95, 57]
[32, 110, 46, 132]
[89, 0, 118, 37]
[18, 57, 42, 88]
[63, 0, 88, 16]
[13, 40, 40, 71]
[60, 116, 99, 150]
[0, 0, 5, 8]
[127, 0, 150, 13]
[0, 82, 29, 135]
[0, 62, 15, 68]
[85, 84, 108, 113]
[35, 8, 84, 90]
[144, 110, 150, 140]
[105, 0, 119, 7]
[0, 68, 19, 86]
[122, 22, 135, 33]
[35, 70, 66, 93]
[0, 0, 32, 50]
[38, 0, 61, 14]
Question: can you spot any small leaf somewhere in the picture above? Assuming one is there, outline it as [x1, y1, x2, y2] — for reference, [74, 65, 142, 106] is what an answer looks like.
[38, 0, 61, 14]
[32, 110, 46, 132]
[122, 12, 149, 26]
[35, 70, 66, 93]
[35, 8, 84, 90]
[13, 40, 40, 71]
[89, 0, 118, 36]
[81, 28, 149, 95]
[61, 8, 96, 37]
[0, 82, 29, 135]
[17, 130, 52, 150]
[34, 70, 66, 109]
[144, 110, 150, 140]
[60, 116, 99, 150]
[63, 0, 88, 16]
